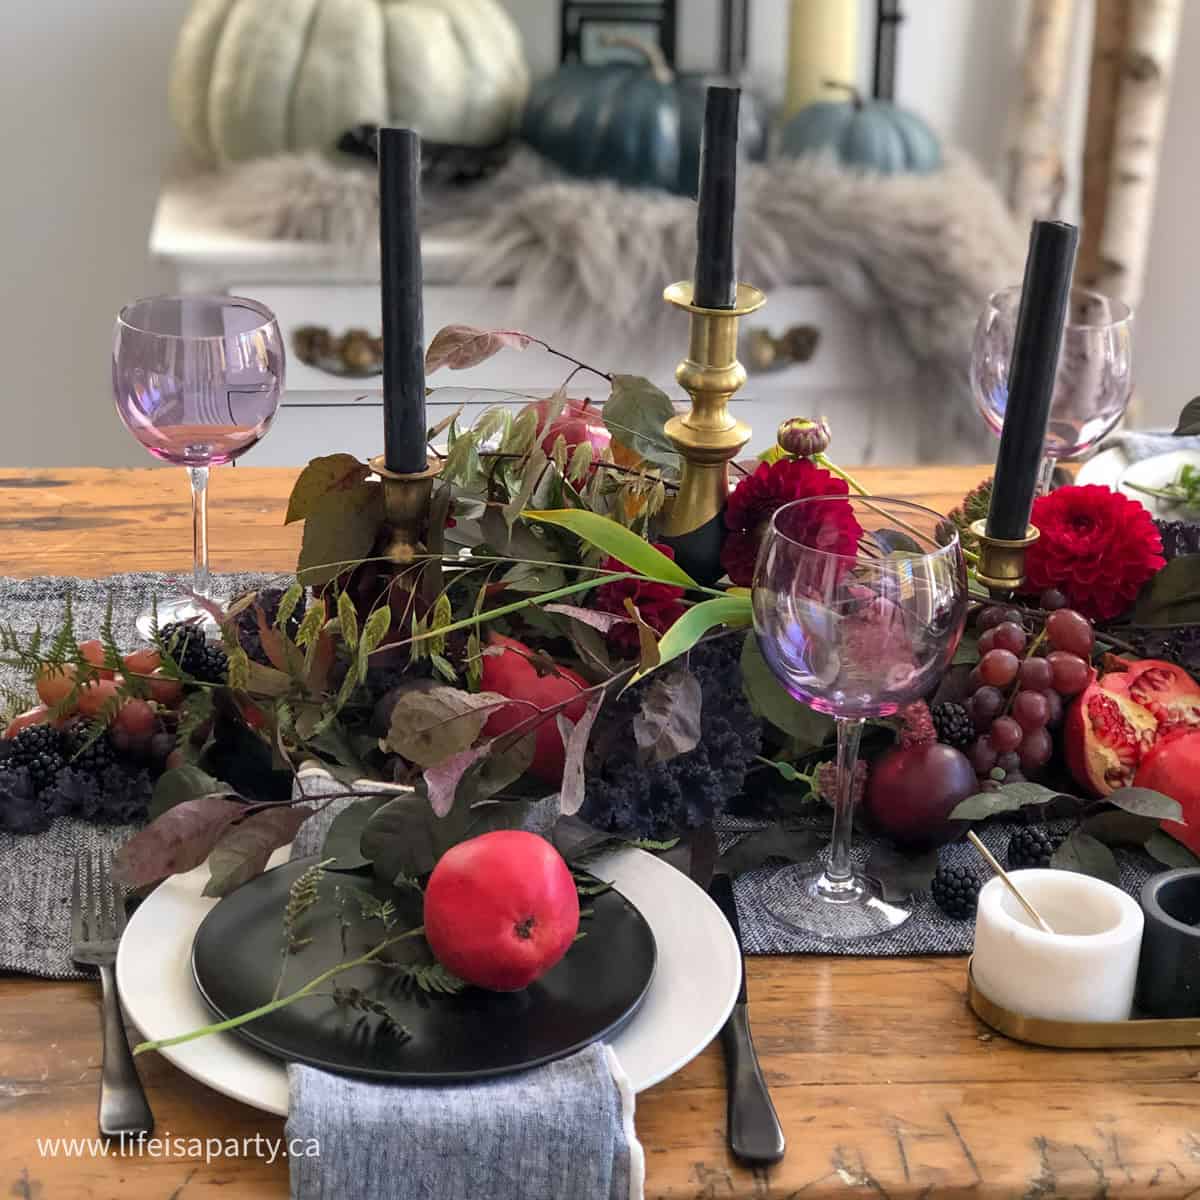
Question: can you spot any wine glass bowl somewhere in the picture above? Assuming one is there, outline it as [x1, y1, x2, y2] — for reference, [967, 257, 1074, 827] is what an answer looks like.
[971, 286, 1133, 474]
[114, 296, 283, 466]
[750, 496, 968, 940]
[112, 295, 284, 635]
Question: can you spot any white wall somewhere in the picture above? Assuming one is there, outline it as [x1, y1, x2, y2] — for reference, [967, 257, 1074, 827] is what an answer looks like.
[0, 0, 1191, 465]
[1, 0, 190, 467]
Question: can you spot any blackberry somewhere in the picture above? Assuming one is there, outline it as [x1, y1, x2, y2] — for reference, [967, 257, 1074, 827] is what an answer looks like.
[1006, 825, 1062, 870]
[931, 863, 981, 920]
[235, 587, 307, 665]
[66, 729, 116, 776]
[931, 701, 973, 750]
[6, 725, 65, 794]
[161, 622, 228, 683]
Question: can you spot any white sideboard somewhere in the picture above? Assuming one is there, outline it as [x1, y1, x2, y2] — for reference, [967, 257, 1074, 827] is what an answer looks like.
[150, 181, 921, 466]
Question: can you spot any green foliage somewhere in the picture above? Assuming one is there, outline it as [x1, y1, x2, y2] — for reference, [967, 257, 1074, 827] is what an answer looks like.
[389, 962, 466, 996]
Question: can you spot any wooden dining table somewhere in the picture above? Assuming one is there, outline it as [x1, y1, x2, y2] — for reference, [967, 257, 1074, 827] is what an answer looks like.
[1, 465, 1198, 1200]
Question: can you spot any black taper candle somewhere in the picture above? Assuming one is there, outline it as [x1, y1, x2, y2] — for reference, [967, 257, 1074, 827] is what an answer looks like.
[986, 219, 1079, 541]
[378, 127, 427, 474]
[693, 86, 740, 309]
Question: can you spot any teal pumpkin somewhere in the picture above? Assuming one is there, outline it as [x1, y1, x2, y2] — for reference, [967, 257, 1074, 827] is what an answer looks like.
[780, 87, 941, 175]
[520, 40, 765, 195]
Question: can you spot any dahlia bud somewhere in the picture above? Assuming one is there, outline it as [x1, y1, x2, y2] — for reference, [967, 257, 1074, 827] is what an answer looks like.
[776, 417, 831, 459]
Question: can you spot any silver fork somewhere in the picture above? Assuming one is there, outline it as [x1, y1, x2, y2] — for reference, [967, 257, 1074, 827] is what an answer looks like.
[71, 851, 154, 1138]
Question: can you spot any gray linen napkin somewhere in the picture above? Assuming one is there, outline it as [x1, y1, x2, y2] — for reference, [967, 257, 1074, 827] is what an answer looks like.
[284, 779, 644, 1200]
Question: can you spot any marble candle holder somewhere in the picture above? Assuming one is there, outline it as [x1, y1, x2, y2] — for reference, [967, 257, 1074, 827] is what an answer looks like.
[1137, 869, 1200, 1018]
[973, 870, 1144, 1023]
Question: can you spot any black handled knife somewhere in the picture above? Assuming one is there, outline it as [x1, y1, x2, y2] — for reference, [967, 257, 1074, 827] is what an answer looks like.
[708, 872, 786, 1165]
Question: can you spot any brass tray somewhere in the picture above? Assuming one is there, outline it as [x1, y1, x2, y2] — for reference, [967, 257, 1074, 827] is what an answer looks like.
[967, 959, 1200, 1049]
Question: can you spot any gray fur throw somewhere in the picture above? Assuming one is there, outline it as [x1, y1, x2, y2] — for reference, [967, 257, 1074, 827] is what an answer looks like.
[182, 148, 1025, 456]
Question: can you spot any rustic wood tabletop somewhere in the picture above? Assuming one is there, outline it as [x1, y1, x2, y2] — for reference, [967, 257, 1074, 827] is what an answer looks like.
[2, 466, 1197, 1200]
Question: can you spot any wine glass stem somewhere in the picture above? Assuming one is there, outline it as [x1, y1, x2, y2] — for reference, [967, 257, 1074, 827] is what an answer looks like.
[1037, 454, 1057, 496]
[827, 717, 865, 884]
[189, 466, 210, 600]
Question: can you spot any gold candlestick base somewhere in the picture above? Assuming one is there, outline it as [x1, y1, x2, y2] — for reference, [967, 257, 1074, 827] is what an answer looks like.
[369, 454, 440, 564]
[970, 519, 1040, 595]
[658, 281, 766, 584]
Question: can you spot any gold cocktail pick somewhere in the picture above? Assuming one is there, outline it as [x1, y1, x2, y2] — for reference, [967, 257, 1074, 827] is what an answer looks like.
[967, 831, 1055, 934]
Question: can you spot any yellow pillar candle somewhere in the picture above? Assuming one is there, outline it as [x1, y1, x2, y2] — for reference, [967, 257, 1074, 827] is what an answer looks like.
[784, 0, 860, 120]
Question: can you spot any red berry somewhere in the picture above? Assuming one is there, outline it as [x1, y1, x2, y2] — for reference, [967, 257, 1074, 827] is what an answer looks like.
[122, 648, 161, 676]
[1043, 689, 1064, 727]
[993, 622, 1028, 655]
[977, 606, 1007, 631]
[991, 716, 1024, 753]
[1019, 727, 1053, 770]
[77, 678, 119, 718]
[977, 629, 998, 655]
[79, 639, 115, 680]
[36, 665, 77, 712]
[1039, 589, 1067, 611]
[979, 649, 1020, 687]
[115, 698, 156, 737]
[1045, 609, 1094, 658]
[999, 608, 1023, 626]
[1048, 651, 1090, 696]
[1012, 690, 1050, 731]
[995, 751, 1021, 774]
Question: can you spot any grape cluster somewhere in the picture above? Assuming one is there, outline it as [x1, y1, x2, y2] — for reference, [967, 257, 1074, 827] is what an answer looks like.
[964, 597, 1094, 783]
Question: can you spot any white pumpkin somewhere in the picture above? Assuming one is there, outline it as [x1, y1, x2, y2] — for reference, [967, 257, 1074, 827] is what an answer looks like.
[169, 0, 530, 163]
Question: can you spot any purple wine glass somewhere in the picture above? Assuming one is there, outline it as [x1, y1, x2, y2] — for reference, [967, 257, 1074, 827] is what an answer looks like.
[113, 295, 284, 637]
[752, 496, 967, 939]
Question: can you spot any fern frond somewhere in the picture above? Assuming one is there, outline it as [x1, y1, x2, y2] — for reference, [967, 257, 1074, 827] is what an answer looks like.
[387, 962, 466, 996]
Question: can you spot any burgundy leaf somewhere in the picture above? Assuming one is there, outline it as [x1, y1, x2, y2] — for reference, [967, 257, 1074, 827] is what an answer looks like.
[544, 603, 632, 633]
[424, 746, 487, 818]
[203, 805, 314, 897]
[424, 325, 533, 373]
[113, 796, 246, 888]
[633, 666, 702, 764]
[557, 691, 605, 817]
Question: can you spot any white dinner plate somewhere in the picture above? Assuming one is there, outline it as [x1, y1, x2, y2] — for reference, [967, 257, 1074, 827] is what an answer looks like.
[116, 846, 739, 1115]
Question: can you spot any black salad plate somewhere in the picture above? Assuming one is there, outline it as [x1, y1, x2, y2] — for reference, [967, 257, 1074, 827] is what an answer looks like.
[191, 857, 657, 1082]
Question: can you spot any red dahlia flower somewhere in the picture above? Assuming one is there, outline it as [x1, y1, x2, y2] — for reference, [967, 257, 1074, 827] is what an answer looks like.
[593, 543, 689, 657]
[720, 458, 862, 586]
[1023, 484, 1165, 622]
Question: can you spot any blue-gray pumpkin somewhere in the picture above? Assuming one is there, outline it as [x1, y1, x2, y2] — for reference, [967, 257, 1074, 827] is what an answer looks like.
[780, 85, 941, 175]
[521, 40, 765, 195]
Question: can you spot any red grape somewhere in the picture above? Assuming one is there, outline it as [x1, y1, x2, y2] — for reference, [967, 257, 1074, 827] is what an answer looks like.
[1039, 589, 1067, 611]
[1012, 690, 1050, 731]
[992, 622, 1028, 655]
[165, 749, 185, 771]
[149, 731, 174, 763]
[968, 735, 998, 774]
[995, 751, 1021, 774]
[977, 606, 1006, 631]
[968, 666, 985, 693]
[1018, 657, 1052, 691]
[1047, 651, 1090, 696]
[979, 649, 1020, 687]
[1045, 609, 1094, 658]
[977, 629, 998, 655]
[990, 716, 1024, 753]
[1018, 727, 1053, 770]
[147, 670, 184, 708]
[969, 686, 1005, 730]
[1043, 688, 1064, 727]
[999, 608, 1023, 626]
[115, 698, 156, 737]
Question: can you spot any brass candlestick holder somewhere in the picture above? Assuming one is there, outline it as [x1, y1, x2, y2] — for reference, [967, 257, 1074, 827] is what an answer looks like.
[369, 454, 441, 564]
[970, 519, 1040, 595]
[659, 280, 766, 584]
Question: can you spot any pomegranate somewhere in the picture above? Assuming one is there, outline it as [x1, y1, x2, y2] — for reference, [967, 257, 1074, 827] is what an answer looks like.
[423, 831, 580, 991]
[864, 742, 978, 849]
[1065, 659, 1200, 796]
[479, 633, 588, 784]
[1133, 730, 1200, 856]
[527, 397, 611, 460]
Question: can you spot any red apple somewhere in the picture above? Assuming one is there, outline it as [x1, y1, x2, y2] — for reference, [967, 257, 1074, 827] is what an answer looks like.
[480, 633, 588, 783]
[527, 396, 611, 460]
[423, 830, 581, 991]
